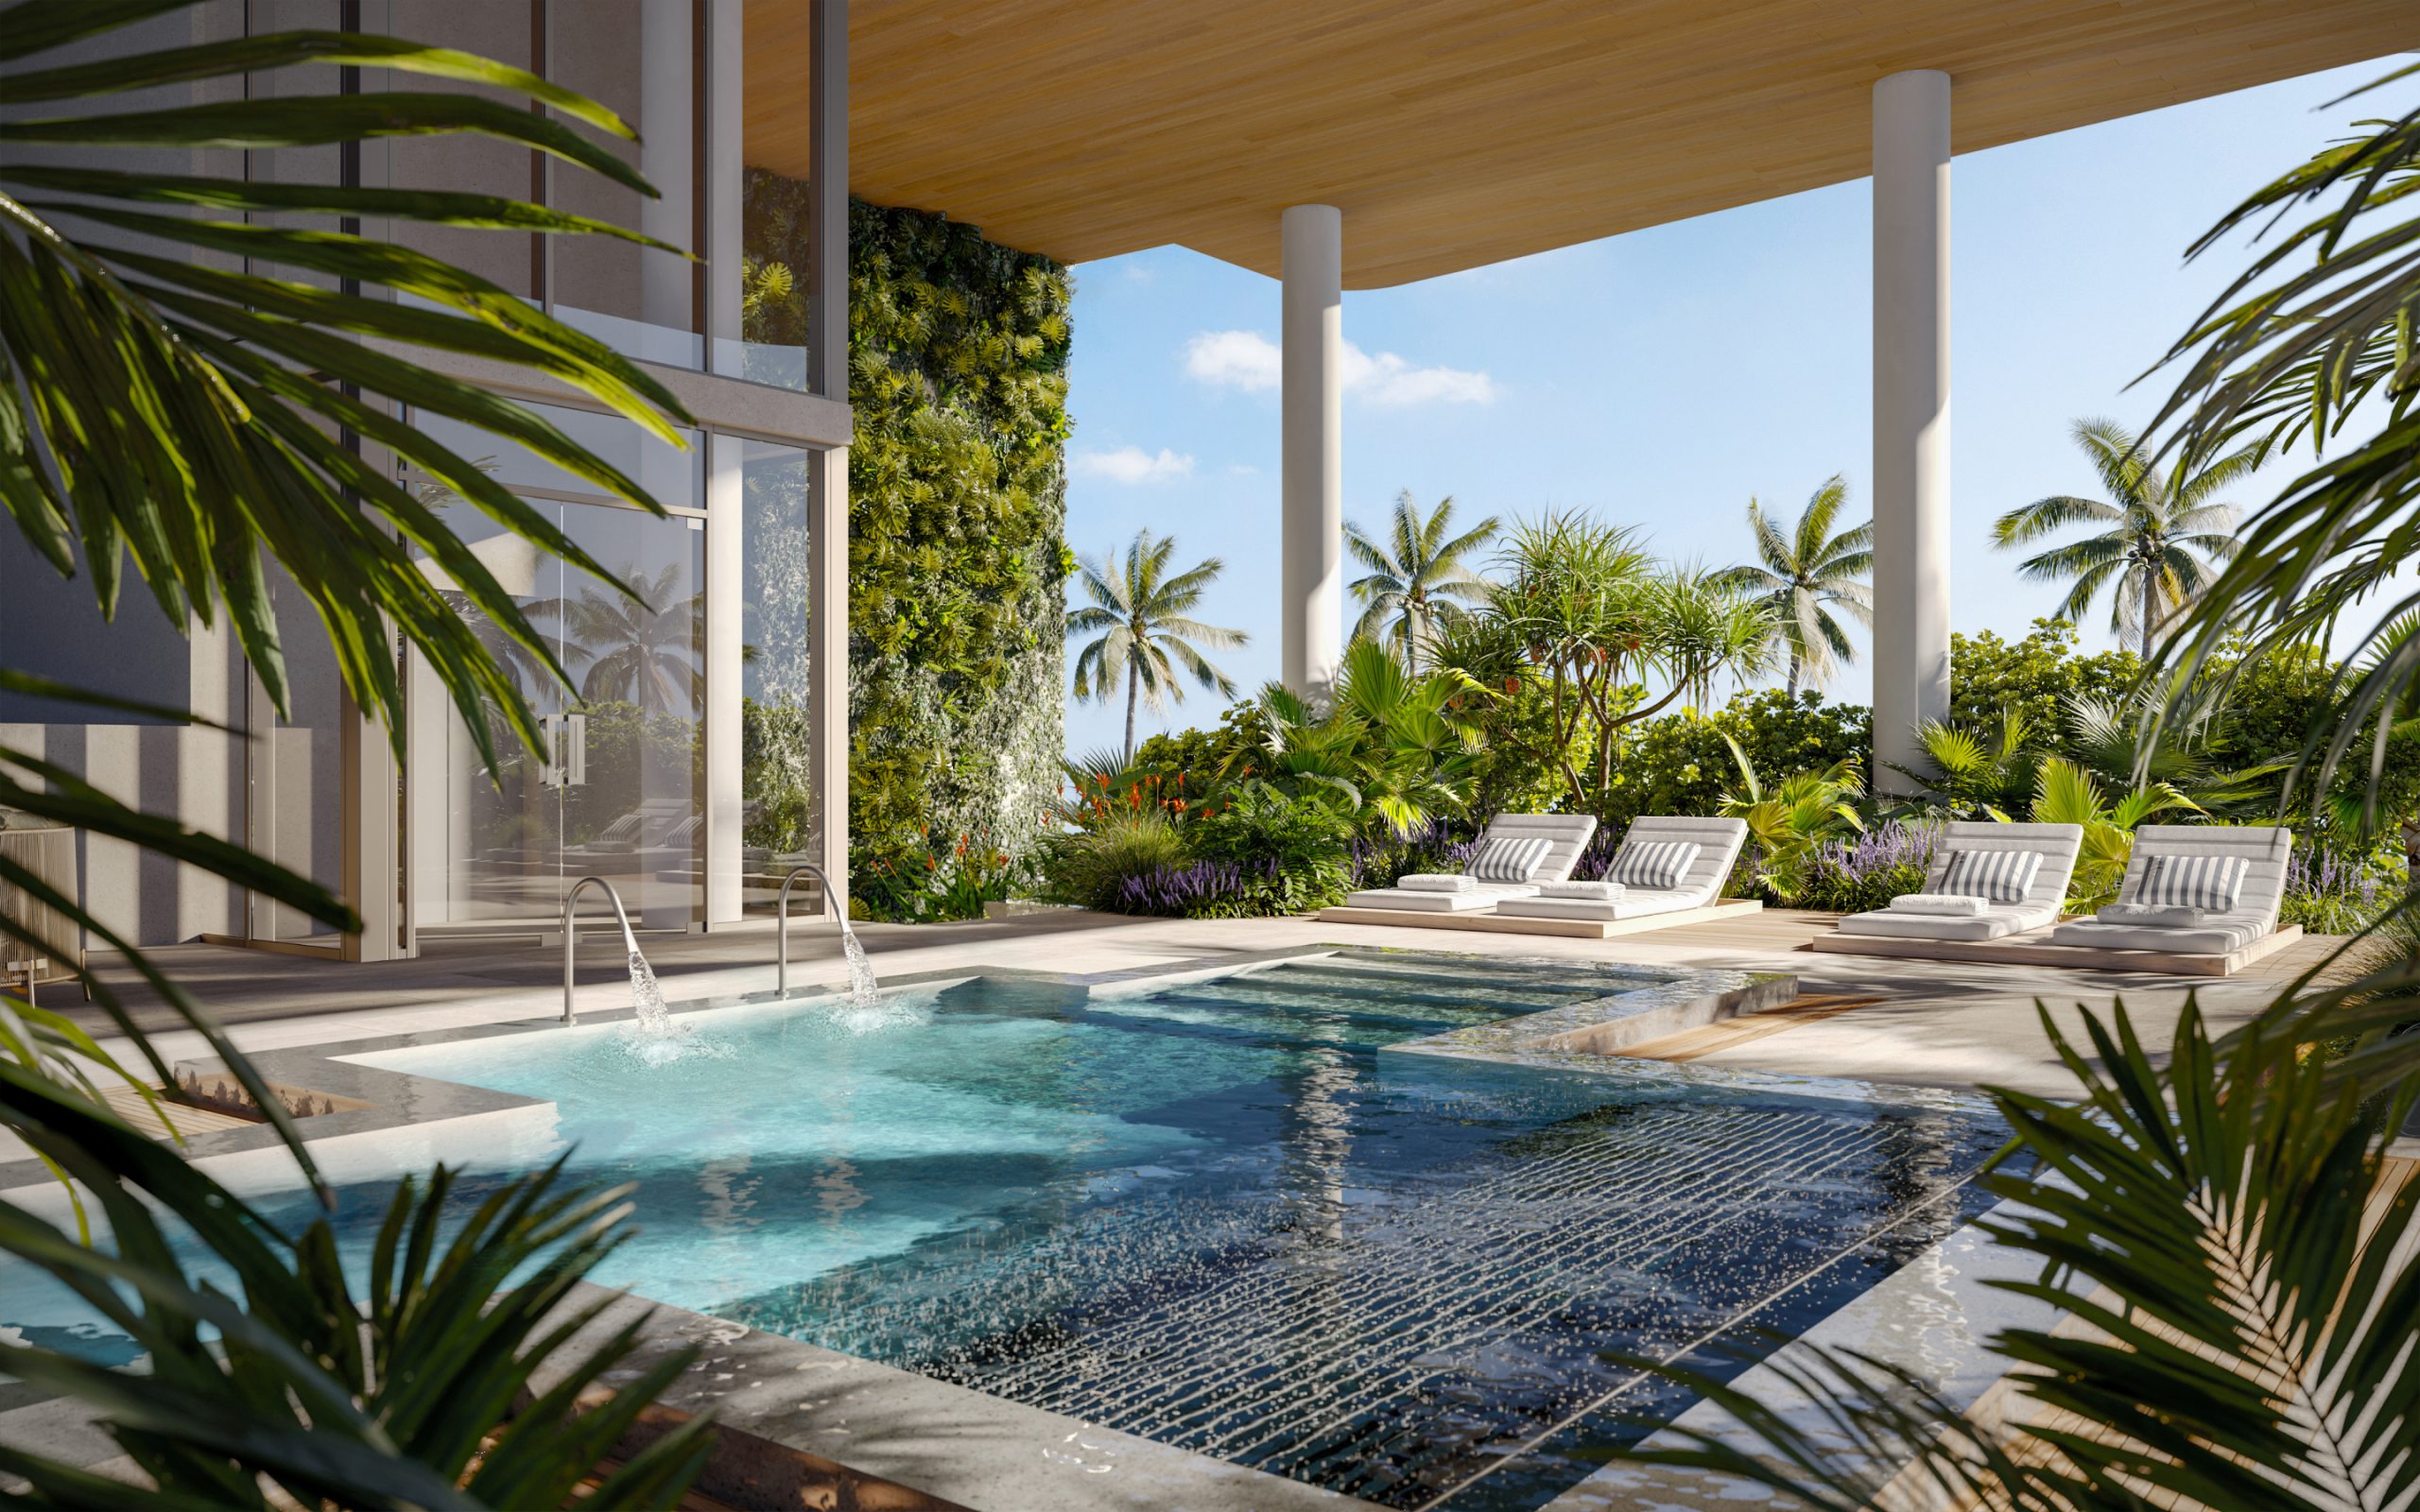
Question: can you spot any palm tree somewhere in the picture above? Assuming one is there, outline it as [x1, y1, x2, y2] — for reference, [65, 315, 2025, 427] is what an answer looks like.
[1711, 474, 1872, 696]
[545, 563, 706, 714]
[1994, 418, 2258, 658]
[1345, 490, 1499, 669]
[1067, 531, 1249, 761]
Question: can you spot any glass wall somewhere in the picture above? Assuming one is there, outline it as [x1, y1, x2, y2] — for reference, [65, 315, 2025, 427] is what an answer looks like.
[383, 1, 542, 302]
[739, 439, 814, 909]
[549, 0, 704, 369]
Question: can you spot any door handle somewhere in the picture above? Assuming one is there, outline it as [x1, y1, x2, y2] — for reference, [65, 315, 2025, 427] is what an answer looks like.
[565, 712, 588, 786]
[539, 714, 562, 788]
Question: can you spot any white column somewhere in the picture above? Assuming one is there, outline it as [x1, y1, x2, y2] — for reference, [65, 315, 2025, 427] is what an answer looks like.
[1281, 203, 1343, 698]
[1871, 69, 1951, 794]
[807, 0, 851, 919]
[703, 432, 744, 927]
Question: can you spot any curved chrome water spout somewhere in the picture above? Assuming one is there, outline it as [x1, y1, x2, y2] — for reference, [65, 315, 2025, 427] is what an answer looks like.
[562, 876, 637, 1024]
[776, 863, 836, 994]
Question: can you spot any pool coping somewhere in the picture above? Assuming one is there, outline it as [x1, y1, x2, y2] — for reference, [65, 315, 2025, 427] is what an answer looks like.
[2, 946, 2026, 1512]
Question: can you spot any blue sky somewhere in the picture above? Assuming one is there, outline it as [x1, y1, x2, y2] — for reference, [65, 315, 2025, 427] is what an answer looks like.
[1055, 55, 2406, 763]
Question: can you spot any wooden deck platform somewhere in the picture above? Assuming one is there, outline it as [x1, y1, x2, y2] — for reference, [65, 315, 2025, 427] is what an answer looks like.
[1808, 923, 2307, 978]
[1313, 898, 1763, 939]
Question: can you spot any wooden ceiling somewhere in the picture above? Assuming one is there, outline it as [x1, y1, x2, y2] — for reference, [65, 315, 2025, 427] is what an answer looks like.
[744, 0, 2413, 287]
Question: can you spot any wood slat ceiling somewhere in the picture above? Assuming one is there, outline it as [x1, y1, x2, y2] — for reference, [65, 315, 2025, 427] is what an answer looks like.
[744, 0, 2413, 286]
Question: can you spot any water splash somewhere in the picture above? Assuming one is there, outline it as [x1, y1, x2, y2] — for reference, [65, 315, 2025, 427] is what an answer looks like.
[838, 922, 882, 1009]
[628, 948, 669, 1034]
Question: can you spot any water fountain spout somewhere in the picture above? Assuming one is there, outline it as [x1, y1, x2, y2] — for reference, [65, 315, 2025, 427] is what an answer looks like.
[562, 876, 640, 1026]
[776, 863, 880, 1006]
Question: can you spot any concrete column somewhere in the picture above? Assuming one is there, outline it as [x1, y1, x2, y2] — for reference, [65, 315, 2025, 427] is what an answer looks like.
[1281, 203, 1343, 698]
[1871, 69, 1952, 794]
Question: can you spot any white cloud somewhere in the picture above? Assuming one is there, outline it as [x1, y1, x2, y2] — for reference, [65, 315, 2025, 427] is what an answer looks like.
[1183, 330, 1284, 391]
[1183, 329, 1494, 406]
[1072, 444, 1195, 484]
[1341, 346, 1496, 406]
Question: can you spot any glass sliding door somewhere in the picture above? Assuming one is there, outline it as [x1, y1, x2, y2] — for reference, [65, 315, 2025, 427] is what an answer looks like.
[404, 399, 707, 940]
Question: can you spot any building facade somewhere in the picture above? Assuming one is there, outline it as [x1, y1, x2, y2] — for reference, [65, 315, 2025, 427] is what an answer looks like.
[0, 0, 850, 961]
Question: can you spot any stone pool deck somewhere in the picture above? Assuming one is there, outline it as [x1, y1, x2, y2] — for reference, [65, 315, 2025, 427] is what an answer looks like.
[39, 905, 2334, 1112]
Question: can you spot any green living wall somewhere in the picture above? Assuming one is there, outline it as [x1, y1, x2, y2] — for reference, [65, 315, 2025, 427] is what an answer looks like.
[744, 173, 1073, 898]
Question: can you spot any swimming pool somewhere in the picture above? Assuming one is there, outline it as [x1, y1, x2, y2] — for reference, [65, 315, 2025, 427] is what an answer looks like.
[4, 951, 2007, 1510]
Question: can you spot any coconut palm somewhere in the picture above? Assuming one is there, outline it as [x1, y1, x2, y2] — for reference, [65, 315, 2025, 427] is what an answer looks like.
[1068, 531, 1249, 761]
[1712, 474, 1873, 696]
[1345, 490, 1499, 669]
[1994, 418, 2258, 658]
[545, 563, 706, 714]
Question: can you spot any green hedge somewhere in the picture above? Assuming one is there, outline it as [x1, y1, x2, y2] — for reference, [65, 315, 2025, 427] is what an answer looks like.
[745, 175, 1073, 906]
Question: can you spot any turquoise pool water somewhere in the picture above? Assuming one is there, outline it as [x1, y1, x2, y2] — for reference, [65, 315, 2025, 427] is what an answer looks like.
[5, 953, 2008, 1509]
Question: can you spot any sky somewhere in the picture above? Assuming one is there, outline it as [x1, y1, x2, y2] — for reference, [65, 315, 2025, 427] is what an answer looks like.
[1055, 55, 2410, 764]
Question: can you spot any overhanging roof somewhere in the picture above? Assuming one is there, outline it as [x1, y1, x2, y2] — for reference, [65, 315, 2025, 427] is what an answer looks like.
[745, 1, 2414, 287]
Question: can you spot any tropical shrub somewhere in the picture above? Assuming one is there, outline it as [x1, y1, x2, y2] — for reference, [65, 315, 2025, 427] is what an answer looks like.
[1717, 738, 1867, 902]
[1417, 614, 1579, 818]
[2029, 755, 2202, 911]
[1183, 786, 1357, 913]
[1599, 689, 1868, 833]
[1946, 619, 2141, 741]
[852, 827, 1027, 922]
[1036, 808, 1190, 912]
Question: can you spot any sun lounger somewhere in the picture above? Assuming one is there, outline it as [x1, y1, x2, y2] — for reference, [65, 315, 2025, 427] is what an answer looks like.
[2045, 825, 2292, 957]
[1339, 814, 1599, 912]
[1830, 821, 2082, 942]
[1812, 821, 2302, 976]
[1319, 814, 1762, 937]
[1492, 816, 1749, 922]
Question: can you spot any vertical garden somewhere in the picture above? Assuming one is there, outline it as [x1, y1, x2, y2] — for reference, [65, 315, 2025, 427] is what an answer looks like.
[745, 172, 1075, 914]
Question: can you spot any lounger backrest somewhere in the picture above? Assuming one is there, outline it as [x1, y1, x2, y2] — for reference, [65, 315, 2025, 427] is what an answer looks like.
[1622, 816, 1748, 900]
[1478, 814, 1599, 884]
[1923, 820, 2083, 911]
[2118, 825, 2292, 927]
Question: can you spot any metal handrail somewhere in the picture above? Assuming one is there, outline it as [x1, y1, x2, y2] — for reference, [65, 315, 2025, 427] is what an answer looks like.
[775, 863, 837, 994]
[561, 876, 637, 1025]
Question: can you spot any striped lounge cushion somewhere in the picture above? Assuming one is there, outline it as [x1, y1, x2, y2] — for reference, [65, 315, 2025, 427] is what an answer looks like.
[2137, 852, 2246, 911]
[1939, 848, 2042, 903]
[1469, 835, 1553, 883]
[1610, 839, 1698, 889]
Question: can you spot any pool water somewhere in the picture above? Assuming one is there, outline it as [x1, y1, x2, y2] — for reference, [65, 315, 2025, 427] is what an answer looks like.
[10, 954, 2008, 1510]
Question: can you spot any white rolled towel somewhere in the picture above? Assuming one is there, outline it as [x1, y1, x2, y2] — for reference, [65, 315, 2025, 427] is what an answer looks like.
[1541, 880, 1625, 900]
[2097, 902, 2208, 927]
[1396, 873, 1477, 893]
[1888, 893, 1988, 917]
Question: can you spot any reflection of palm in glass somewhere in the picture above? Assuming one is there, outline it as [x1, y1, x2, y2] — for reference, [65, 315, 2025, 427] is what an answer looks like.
[535, 564, 704, 716]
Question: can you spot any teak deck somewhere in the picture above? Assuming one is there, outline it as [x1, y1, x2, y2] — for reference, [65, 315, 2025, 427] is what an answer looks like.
[1314, 898, 1763, 940]
[1807, 922, 2306, 978]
